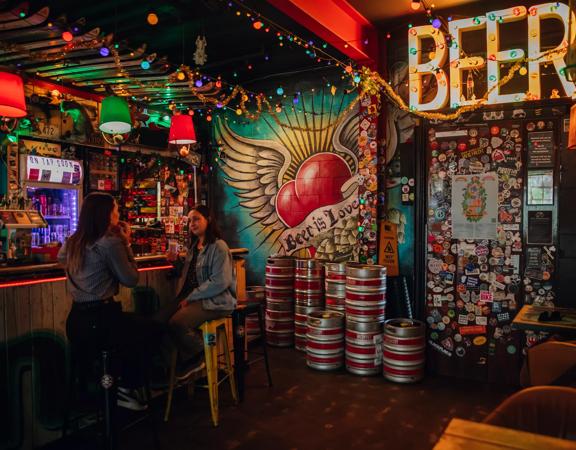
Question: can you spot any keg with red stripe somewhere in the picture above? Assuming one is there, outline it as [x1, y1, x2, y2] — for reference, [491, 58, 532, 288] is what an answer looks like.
[345, 264, 386, 323]
[325, 262, 346, 312]
[383, 319, 425, 383]
[345, 319, 382, 376]
[265, 257, 295, 347]
[306, 311, 344, 371]
[294, 305, 322, 352]
[244, 285, 266, 337]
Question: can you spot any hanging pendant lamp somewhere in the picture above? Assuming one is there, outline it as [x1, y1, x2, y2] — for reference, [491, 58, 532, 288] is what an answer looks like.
[0, 71, 27, 118]
[169, 114, 197, 157]
[99, 96, 132, 134]
[169, 114, 197, 144]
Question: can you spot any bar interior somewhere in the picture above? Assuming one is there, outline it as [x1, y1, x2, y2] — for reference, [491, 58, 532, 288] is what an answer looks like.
[1, 0, 575, 449]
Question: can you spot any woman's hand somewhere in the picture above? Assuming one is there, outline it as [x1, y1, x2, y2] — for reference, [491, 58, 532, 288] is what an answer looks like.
[118, 221, 131, 242]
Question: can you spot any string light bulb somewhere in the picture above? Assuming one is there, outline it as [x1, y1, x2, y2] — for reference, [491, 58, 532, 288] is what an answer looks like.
[147, 12, 159, 25]
[411, 0, 421, 11]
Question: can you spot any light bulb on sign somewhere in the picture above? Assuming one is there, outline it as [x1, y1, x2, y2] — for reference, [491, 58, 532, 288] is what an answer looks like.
[411, 0, 421, 11]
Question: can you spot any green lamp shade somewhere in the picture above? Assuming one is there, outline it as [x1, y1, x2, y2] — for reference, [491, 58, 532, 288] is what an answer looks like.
[99, 96, 132, 134]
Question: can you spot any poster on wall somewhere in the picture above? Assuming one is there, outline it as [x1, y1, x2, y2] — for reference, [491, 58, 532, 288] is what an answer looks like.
[451, 173, 498, 239]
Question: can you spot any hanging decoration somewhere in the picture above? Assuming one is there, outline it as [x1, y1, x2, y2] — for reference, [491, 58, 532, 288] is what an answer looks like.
[168, 113, 197, 157]
[99, 96, 132, 145]
[0, 71, 27, 133]
[194, 36, 208, 66]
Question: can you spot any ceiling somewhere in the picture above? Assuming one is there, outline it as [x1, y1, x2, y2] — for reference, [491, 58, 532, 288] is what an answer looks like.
[0, 0, 347, 110]
[346, 0, 480, 25]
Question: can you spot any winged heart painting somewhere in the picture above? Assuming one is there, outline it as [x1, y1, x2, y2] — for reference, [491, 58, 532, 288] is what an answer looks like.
[215, 89, 360, 276]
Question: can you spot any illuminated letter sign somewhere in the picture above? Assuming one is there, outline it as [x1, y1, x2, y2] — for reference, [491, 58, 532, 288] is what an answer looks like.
[408, 25, 449, 111]
[408, 2, 576, 111]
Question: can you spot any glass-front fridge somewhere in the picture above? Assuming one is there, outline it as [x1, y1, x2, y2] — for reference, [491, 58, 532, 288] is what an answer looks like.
[19, 154, 82, 261]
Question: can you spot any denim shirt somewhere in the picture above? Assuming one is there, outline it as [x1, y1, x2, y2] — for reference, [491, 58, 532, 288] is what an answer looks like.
[57, 236, 139, 302]
[176, 239, 236, 311]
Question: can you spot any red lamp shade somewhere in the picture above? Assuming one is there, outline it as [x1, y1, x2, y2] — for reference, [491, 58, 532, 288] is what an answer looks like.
[168, 114, 197, 145]
[0, 72, 26, 118]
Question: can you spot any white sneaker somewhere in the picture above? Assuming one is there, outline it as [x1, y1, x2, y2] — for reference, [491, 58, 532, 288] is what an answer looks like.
[117, 387, 148, 411]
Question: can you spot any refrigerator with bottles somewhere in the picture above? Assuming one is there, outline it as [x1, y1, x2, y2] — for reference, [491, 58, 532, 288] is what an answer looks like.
[19, 154, 82, 259]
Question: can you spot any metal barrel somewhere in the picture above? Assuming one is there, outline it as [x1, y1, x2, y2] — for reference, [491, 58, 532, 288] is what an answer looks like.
[345, 355, 381, 376]
[245, 285, 266, 302]
[345, 319, 382, 376]
[325, 262, 346, 313]
[294, 305, 322, 352]
[246, 315, 260, 336]
[266, 257, 295, 348]
[325, 262, 346, 283]
[266, 329, 294, 347]
[345, 264, 387, 292]
[383, 319, 426, 383]
[345, 263, 386, 324]
[243, 285, 266, 337]
[306, 311, 344, 371]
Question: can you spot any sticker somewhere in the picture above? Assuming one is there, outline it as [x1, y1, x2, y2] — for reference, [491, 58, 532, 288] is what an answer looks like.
[460, 325, 487, 336]
[473, 336, 487, 346]
[476, 316, 488, 326]
[506, 345, 517, 354]
[455, 347, 466, 357]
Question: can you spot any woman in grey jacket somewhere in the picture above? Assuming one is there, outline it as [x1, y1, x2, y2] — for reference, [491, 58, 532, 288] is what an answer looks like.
[158, 205, 236, 376]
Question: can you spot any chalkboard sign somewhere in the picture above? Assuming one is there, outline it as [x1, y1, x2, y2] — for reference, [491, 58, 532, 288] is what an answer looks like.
[527, 210, 553, 244]
[527, 131, 554, 168]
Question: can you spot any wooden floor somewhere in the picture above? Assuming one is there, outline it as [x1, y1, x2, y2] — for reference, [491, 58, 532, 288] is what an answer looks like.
[45, 347, 518, 450]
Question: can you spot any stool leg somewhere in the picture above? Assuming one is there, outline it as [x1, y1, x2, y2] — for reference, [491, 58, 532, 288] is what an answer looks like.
[220, 326, 239, 405]
[232, 311, 246, 402]
[258, 305, 273, 387]
[202, 323, 220, 427]
[163, 349, 178, 422]
[101, 350, 117, 450]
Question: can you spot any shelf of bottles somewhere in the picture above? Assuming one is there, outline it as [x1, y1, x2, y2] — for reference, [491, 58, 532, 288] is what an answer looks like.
[88, 152, 119, 192]
[27, 187, 78, 247]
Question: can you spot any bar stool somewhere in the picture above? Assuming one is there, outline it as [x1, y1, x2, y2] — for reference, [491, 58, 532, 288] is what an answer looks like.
[232, 302, 273, 402]
[164, 317, 238, 426]
[62, 346, 118, 450]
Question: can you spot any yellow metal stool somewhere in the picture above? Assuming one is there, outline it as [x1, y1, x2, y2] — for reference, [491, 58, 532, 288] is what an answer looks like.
[163, 317, 238, 426]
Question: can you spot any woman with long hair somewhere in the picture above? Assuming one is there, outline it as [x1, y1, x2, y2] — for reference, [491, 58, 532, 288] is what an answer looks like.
[156, 205, 236, 378]
[58, 192, 163, 410]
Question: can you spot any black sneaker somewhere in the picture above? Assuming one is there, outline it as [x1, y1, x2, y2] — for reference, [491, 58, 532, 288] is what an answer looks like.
[176, 353, 205, 381]
[117, 387, 148, 411]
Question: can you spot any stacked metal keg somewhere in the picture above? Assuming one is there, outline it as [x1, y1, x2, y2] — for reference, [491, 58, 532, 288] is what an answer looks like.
[245, 286, 266, 339]
[383, 319, 425, 383]
[324, 262, 346, 313]
[265, 257, 295, 347]
[306, 311, 345, 370]
[294, 258, 324, 351]
[344, 264, 387, 376]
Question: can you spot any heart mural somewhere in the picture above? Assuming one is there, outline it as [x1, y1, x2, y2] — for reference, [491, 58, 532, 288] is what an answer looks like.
[276, 152, 352, 227]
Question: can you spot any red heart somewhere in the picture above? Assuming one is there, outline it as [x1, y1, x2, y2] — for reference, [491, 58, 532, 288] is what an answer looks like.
[276, 153, 351, 228]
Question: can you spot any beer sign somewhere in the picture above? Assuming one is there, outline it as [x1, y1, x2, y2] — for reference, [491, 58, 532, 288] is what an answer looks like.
[409, 3, 575, 111]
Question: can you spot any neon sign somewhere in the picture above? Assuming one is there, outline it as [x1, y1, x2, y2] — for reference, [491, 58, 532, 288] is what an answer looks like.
[408, 3, 576, 111]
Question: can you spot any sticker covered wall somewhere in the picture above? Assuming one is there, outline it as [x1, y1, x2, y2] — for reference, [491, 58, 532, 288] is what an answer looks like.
[426, 121, 524, 382]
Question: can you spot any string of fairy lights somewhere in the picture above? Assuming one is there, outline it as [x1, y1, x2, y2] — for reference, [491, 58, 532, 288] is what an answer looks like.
[4, 0, 573, 127]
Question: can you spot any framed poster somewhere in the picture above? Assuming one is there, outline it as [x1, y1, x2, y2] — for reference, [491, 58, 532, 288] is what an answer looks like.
[527, 210, 553, 245]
